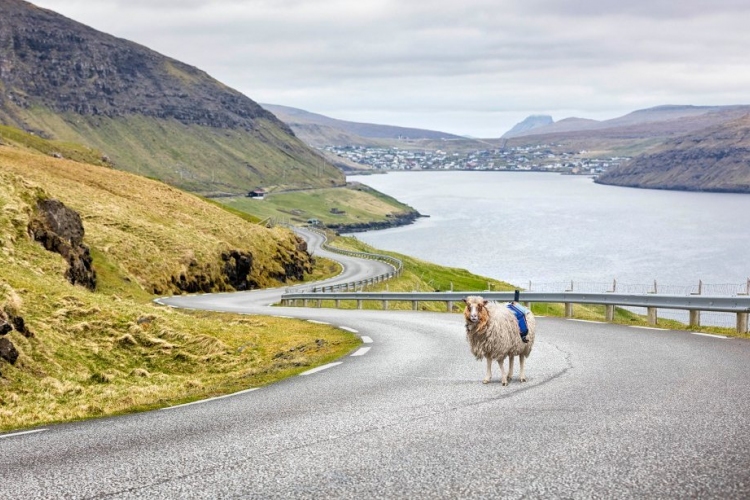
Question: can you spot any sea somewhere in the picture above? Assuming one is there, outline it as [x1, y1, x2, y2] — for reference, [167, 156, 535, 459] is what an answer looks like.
[346, 171, 750, 298]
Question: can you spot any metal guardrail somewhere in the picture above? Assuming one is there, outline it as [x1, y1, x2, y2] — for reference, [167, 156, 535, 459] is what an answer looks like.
[303, 228, 403, 292]
[279, 290, 750, 333]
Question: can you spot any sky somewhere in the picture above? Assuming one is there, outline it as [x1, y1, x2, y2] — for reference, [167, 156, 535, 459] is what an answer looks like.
[31, 0, 750, 138]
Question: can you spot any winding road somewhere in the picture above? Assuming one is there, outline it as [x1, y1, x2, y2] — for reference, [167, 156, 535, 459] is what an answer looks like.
[2, 228, 750, 498]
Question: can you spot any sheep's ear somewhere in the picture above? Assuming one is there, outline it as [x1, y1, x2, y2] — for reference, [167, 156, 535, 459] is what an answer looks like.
[463, 298, 468, 304]
[482, 300, 488, 306]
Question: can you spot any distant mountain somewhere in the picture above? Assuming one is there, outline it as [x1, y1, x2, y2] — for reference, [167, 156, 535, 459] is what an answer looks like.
[505, 105, 750, 142]
[595, 113, 750, 193]
[262, 103, 462, 147]
[502, 115, 554, 138]
[0, 0, 343, 194]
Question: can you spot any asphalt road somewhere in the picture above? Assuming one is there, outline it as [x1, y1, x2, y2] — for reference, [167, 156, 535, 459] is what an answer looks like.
[2, 228, 750, 499]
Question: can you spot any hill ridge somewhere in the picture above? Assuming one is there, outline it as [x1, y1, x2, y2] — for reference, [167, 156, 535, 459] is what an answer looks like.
[0, 0, 344, 194]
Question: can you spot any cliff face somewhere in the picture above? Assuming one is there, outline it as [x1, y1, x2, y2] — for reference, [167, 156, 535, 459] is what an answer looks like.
[0, 0, 344, 194]
[0, 0, 286, 132]
[596, 114, 750, 193]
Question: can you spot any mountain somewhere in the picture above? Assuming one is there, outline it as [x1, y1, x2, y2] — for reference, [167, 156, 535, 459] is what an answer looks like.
[501, 115, 554, 138]
[505, 105, 750, 142]
[595, 113, 750, 193]
[261, 103, 462, 147]
[0, 0, 344, 195]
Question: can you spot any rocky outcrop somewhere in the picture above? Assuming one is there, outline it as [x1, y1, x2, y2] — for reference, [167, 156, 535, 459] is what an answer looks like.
[160, 235, 313, 295]
[0, 316, 11, 336]
[0, 312, 19, 370]
[222, 250, 254, 291]
[326, 212, 423, 233]
[28, 198, 97, 290]
[0, 337, 18, 366]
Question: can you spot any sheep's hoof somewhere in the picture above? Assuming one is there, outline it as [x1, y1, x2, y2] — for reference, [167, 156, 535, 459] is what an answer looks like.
[501, 380, 508, 386]
[520, 377, 527, 383]
[482, 378, 490, 384]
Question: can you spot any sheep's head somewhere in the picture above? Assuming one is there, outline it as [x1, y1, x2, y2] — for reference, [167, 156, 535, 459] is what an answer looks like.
[463, 296, 489, 325]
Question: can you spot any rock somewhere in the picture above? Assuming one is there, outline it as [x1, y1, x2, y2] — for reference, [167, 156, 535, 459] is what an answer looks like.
[0, 311, 13, 335]
[222, 250, 253, 291]
[28, 199, 97, 290]
[0, 337, 19, 365]
[11, 315, 32, 338]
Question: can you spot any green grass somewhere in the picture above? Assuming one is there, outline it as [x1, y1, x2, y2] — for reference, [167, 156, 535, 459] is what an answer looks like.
[219, 183, 417, 227]
[0, 124, 109, 166]
[299, 232, 746, 338]
[0, 143, 359, 432]
[6, 108, 345, 195]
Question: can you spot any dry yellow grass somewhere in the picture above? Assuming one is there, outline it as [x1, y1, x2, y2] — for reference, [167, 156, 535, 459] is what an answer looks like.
[0, 144, 358, 431]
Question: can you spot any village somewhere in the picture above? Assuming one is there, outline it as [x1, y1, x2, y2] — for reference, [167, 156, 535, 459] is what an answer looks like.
[323, 144, 629, 175]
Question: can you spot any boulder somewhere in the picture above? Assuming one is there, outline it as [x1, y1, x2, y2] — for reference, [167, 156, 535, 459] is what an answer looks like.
[0, 319, 11, 336]
[0, 337, 18, 365]
[28, 199, 97, 290]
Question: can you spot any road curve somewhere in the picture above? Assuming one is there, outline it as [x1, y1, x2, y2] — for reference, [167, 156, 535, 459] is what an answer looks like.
[2, 230, 750, 499]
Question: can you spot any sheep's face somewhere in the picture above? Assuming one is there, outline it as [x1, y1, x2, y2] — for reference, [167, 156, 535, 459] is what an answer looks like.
[463, 297, 489, 325]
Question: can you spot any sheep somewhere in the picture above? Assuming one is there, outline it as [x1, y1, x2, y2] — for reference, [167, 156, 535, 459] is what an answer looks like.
[463, 295, 536, 385]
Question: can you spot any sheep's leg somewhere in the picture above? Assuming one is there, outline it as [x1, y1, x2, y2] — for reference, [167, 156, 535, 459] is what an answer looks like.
[507, 355, 515, 383]
[519, 354, 527, 382]
[499, 355, 508, 386]
[483, 357, 493, 384]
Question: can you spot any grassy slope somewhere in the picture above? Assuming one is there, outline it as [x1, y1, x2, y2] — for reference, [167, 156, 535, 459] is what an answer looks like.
[220, 183, 418, 227]
[0, 143, 358, 431]
[12, 107, 345, 195]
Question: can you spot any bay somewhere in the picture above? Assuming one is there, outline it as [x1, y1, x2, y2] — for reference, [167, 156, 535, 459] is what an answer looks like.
[347, 171, 750, 293]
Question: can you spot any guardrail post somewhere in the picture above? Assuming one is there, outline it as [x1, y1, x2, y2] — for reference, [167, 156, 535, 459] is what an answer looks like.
[357, 299, 363, 310]
[335, 299, 341, 308]
[382, 299, 388, 310]
[304, 299, 309, 307]
[565, 303, 573, 318]
[316, 299, 322, 308]
[412, 300, 419, 310]
[737, 313, 748, 333]
[689, 310, 701, 328]
[447, 300, 453, 313]
[647, 307, 657, 326]
[605, 305, 615, 321]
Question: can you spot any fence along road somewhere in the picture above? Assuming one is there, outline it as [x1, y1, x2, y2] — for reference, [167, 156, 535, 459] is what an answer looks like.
[284, 234, 750, 333]
[281, 290, 750, 333]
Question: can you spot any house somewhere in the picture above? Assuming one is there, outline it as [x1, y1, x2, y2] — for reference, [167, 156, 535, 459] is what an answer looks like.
[247, 189, 266, 199]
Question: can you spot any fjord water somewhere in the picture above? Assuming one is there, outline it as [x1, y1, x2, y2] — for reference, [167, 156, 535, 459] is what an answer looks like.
[348, 171, 750, 290]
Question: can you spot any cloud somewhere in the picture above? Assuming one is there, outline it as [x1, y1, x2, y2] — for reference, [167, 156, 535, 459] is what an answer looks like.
[30, 0, 750, 136]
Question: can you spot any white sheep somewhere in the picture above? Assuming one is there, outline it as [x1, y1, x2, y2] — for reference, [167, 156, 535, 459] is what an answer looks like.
[463, 295, 536, 385]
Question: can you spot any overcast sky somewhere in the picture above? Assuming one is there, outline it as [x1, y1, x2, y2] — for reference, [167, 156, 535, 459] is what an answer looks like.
[31, 0, 750, 137]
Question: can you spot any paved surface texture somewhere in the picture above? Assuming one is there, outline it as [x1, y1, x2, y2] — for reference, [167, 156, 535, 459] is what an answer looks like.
[2, 229, 749, 498]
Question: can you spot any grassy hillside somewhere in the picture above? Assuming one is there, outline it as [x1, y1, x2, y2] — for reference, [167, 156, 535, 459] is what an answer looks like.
[8, 108, 344, 196]
[220, 182, 420, 230]
[0, 140, 359, 431]
[262, 103, 461, 147]
[0, 0, 344, 195]
[596, 113, 750, 193]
